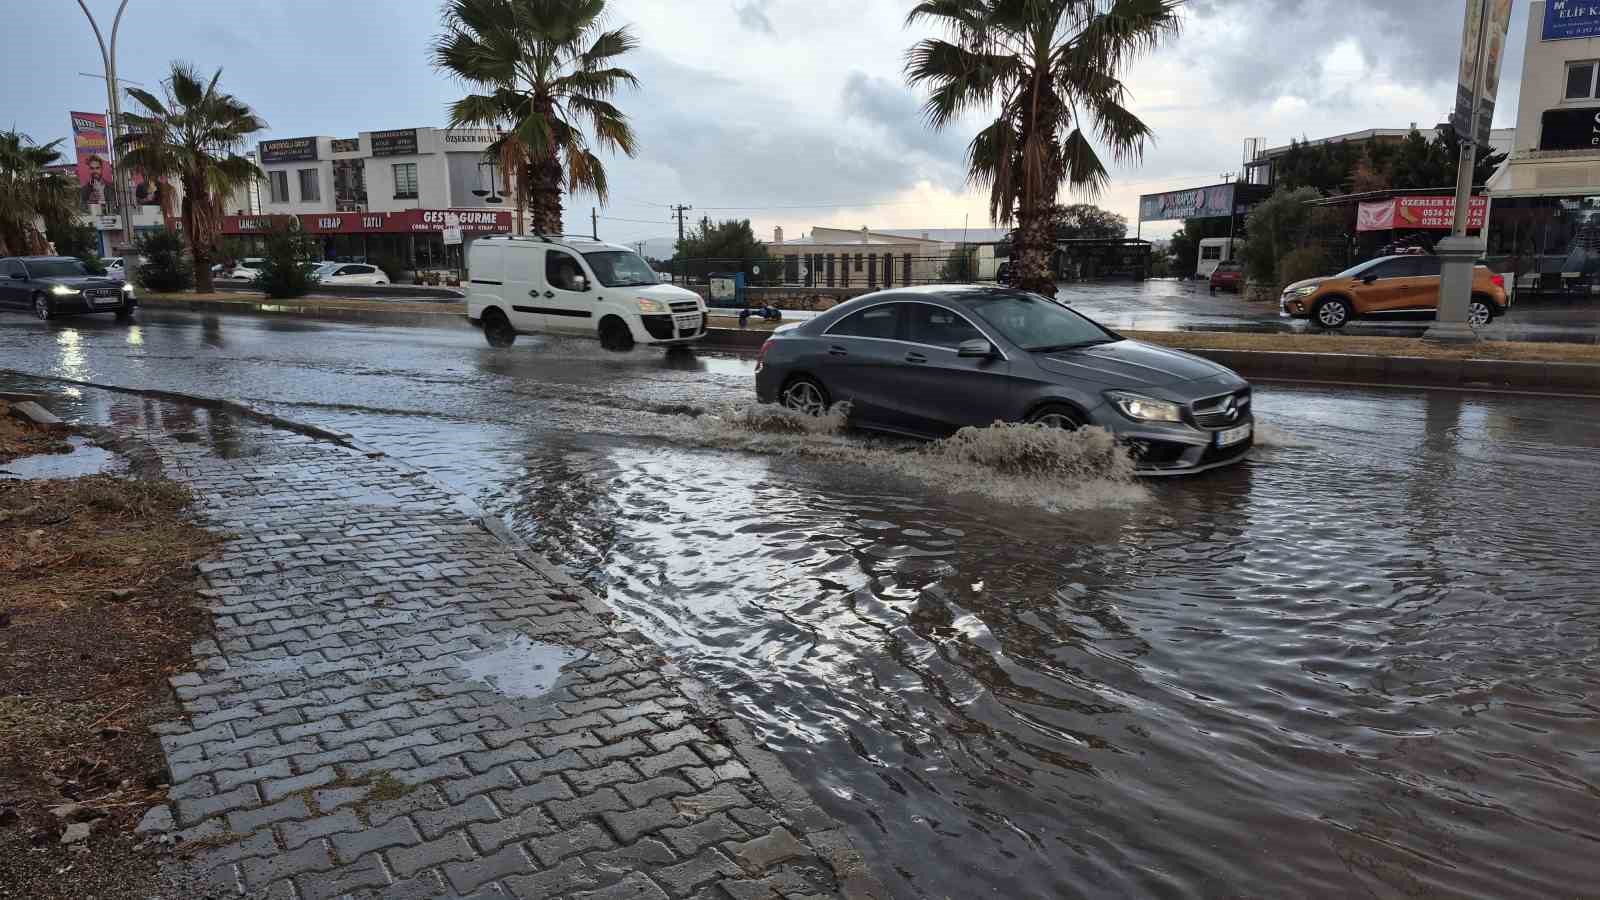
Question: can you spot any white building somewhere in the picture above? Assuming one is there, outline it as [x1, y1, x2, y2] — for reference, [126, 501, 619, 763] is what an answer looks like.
[1485, 0, 1600, 282]
[769, 226, 981, 287]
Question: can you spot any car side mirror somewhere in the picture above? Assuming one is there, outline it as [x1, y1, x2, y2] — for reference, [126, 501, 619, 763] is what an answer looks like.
[957, 338, 997, 358]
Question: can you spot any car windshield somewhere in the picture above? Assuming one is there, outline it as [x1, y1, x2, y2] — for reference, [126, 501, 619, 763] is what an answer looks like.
[27, 259, 90, 278]
[313, 263, 340, 275]
[963, 292, 1116, 352]
[582, 250, 658, 287]
[1332, 257, 1388, 279]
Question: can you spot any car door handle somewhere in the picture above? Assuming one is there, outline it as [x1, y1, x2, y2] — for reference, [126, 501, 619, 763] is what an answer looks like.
[543, 290, 555, 299]
[827, 345, 848, 357]
[904, 352, 927, 364]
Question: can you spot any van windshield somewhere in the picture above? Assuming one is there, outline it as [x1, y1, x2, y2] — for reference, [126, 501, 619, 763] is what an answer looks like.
[583, 250, 658, 287]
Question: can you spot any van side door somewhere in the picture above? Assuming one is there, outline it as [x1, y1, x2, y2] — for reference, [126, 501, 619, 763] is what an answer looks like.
[502, 244, 548, 333]
[538, 247, 596, 335]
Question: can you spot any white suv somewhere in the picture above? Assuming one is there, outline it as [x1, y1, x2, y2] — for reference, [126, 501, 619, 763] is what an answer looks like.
[466, 235, 707, 350]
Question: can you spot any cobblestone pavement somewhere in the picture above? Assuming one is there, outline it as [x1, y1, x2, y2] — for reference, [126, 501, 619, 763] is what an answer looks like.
[137, 420, 879, 899]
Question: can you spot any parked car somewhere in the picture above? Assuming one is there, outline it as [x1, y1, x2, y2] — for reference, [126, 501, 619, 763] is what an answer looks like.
[0, 256, 137, 321]
[466, 235, 707, 350]
[311, 262, 389, 286]
[1279, 255, 1509, 328]
[217, 258, 267, 282]
[754, 285, 1254, 475]
[103, 256, 125, 280]
[1208, 261, 1244, 293]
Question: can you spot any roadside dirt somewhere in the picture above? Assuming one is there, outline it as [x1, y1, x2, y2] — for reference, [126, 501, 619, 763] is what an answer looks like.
[0, 400, 72, 464]
[0, 474, 221, 898]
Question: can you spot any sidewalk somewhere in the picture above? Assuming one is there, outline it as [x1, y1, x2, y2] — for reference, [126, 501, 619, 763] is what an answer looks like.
[127, 412, 876, 898]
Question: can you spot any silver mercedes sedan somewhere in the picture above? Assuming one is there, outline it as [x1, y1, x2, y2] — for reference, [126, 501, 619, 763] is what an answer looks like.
[753, 286, 1254, 475]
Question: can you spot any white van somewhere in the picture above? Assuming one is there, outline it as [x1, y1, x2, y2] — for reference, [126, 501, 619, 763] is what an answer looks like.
[467, 235, 707, 350]
[1195, 238, 1234, 279]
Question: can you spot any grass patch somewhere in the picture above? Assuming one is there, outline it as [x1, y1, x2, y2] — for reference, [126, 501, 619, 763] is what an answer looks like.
[1122, 329, 1600, 365]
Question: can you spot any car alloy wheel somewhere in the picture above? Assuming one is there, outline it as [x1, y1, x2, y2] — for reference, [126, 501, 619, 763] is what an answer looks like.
[1467, 299, 1492, 327]
[1028, 406, 1083, 430]
[1315, 298, 1350, 328]
[33, 294, 50, 321]
[781, 379, 828, 416]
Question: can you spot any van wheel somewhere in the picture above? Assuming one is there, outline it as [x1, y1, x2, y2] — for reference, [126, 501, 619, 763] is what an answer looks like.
[599, 316, 634, 352]
[1467, 296, 1494, 327]
[482, 308, 516, 347]
[1312, 297, 1351, 329]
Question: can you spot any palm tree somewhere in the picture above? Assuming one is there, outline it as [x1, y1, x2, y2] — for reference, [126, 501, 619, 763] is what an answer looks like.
[906, 0, 1180, 295]
[118, 62, 265, 292]
[0, 131, 77, 256]
[433, 0, 639, 235]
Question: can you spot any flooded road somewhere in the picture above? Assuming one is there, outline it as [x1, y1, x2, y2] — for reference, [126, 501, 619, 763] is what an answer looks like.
[4, 309, 1599, 899]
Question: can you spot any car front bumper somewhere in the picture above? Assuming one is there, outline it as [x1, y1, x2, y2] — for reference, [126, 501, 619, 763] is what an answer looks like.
[49, 292, 136, 315]
[1086, 407, 1254, 476]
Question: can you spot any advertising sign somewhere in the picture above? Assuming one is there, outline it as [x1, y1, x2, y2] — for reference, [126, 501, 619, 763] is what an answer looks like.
[1354, 196, 1489, 232]
[330, 138, 361, 154]
[1138, 183, 1235, 222]
[95, 215, 122, 230]
[71, 111, 113, 208]
[443, 225, 464, 245]
[1452, 0, 1514, 147]
[1543, 0, 1600, 40]
[1539, 106, 1600, 150]
[442, 129, 498, 149]
[260, 137, 319, 164]
[218, 209, 511, 235]
[370, 128, 419, 157]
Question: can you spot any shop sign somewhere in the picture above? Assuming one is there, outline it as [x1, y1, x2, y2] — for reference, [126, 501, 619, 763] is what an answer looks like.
[412, 209, 508, 232]
[260, 137, 319, 164]
[443, 225, 463, 245]
[1543, 0, 1600, 40]
[1539, 107, 1600, 150]
[1355, 196, 1488, 232]
[234, 215, 288, 232]
[370, 128, 419, 157]
[1451, 0, 1513, 147]
[1138, 184, 1235, 222]
[330, 138, 361, 154]
[443, 129, 497, 148]
[95, 215, 122, 230]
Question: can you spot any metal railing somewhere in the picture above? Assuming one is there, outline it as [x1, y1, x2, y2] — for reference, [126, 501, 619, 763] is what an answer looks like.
[658, 254, 1002, 290]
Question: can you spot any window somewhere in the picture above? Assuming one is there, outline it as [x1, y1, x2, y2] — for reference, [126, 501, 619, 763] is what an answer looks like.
[1407, 256, 1442, 277]
[854, 253, 863, 272]
[1566, 61, 1597, 100]
[0, 259, 24, 278]
[268, 170, 289, 203]
[827, 303, 900, 340]
[297, 168, 320, 203]
[904, 303, 985, 349]
[545, 250, 586, 291]
[965, 292, 1114, 352]
[335, 265, 364, 276]
[392, 163, 418, 199]
[25, 259, 90, 278]
[1200, 244, 1223, 260]
[582, 250, 657, 287]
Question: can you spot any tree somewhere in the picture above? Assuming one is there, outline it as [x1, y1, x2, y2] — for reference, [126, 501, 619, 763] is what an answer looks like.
[906, 0, 1180, 296]
[939, 247, 978, 280]
[1239, 186, 1332, 288]
[119, 62, 266, 292]
[0, 131, 77, 256]
[255, 220, 318, 299]
[674, 218, 769, 266]
[133, 229, 192, 292]
[1050, 202, 1127, 240]
[434, 0, 640, 236]
[45, 219, 106, 273]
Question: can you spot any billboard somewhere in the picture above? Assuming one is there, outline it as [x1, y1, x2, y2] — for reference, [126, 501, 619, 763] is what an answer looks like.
[370, 128, 419, 157]
[260, 137, 319, 164]
[1544, 0, 1600, 40]
[71, 111, 113, 208]
[1355, 196, 1489, 232]
[1138, 184, 1235, 222]
[1539, 106, 1600, 150]
[1452, 0, 1514, 147]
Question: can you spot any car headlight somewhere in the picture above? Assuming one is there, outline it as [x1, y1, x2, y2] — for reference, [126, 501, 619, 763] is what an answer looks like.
[1105, 391, 1183, 423]
[1282, 285, 1318, 299]
[121, 283, 136, 295]
[637, 298, 669, 314]
[51, 284, 79, 296]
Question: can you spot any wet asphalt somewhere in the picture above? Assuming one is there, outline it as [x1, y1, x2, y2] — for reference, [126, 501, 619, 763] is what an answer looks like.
[3, 307, 1599, 899]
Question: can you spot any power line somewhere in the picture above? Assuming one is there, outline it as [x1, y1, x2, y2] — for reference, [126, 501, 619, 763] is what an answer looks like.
[598, 215, 672, 225]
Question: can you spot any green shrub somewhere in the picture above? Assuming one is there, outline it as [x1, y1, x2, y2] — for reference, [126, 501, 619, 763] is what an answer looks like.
[255, 221, 318, 299]
[134, 230, 192, 292]
[367, 253, 404, 282]
[1278, 247, 1333, 287]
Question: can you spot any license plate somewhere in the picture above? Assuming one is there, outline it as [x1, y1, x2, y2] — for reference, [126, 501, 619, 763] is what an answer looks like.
[1215, 423, 1252, 447]
[674, 315, 699, 330]
[91, 295, 121, 306]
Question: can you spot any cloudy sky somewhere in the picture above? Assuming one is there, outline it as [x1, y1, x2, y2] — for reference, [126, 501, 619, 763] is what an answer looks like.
[7, 0, 1530, 248]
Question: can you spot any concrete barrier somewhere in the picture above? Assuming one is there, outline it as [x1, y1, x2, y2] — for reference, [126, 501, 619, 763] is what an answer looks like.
[1184, 348, 1600, 394]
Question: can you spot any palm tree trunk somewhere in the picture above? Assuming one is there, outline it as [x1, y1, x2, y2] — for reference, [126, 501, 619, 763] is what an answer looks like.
[530, 159, 562, 235]
[1015, 201, 1057, 297]
[184, 176, 213, 293]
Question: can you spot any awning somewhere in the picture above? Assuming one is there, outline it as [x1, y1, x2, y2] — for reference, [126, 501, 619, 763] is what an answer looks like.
[1486, 153, 1600, 199]
[165, 209, 515, 235]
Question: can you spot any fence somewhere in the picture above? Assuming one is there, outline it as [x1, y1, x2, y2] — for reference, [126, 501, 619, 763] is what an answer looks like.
[658, 252, 1000, 291]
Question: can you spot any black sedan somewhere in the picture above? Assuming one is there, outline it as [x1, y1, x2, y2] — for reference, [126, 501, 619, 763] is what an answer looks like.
[754, 286, 1254, 475]
[0, 256, 137, 321]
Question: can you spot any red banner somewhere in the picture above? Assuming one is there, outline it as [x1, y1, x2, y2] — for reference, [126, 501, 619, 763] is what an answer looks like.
[216, 209, 513, 235]
[1356, 195, 1488, 232]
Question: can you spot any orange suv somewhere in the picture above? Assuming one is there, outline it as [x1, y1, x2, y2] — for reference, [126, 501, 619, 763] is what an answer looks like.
[1279, 255, 1510, 328]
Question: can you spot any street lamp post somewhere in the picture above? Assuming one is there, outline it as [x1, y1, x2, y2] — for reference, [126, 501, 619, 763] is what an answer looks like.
[76, 0, 133, 249]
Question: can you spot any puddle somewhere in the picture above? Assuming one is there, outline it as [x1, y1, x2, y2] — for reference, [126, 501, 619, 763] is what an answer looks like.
[457, 635, 587, 698]
[0, 436, 119, 480]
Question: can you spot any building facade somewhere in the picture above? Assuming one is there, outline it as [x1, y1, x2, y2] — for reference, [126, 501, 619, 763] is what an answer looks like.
[1485, 0, 1600, 286]
[769, 226, 967, 287]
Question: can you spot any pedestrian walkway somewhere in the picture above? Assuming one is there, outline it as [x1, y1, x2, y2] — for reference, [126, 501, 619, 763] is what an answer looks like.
[135, 417, 875, 899]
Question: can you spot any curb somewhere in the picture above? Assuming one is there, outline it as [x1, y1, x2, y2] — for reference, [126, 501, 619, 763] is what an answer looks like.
[1184, 348, 1600, 395]
[139, 295, 465, 327]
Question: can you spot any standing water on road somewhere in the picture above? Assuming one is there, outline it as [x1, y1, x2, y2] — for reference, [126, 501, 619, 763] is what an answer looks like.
[2, 312, 1598, 898]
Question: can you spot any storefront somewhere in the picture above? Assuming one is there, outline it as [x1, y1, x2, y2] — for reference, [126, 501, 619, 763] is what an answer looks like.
[207, 208, 512, 274]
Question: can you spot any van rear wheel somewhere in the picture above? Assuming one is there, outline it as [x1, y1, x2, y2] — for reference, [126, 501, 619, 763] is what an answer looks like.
[599, 316, 634, 352]
[482, 308, 516, 347]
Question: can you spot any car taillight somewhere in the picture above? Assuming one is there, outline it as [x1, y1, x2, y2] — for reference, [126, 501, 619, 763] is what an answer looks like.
[756, 339, 772, 372]
[1491, 273, 1505, 288]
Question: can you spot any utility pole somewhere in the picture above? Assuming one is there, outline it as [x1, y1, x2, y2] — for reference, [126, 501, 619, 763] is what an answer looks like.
[76, 0, 133, 252]
[671, 203, 692, 285]
[591, 207, 598, 240]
